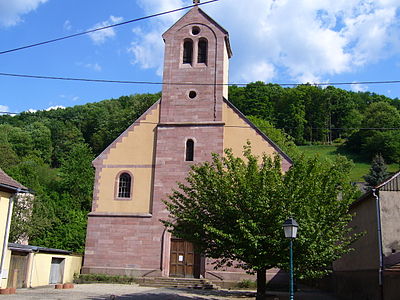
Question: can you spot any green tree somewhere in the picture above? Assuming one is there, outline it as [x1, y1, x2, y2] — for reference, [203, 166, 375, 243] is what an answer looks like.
[25, 121, 53, 164]
[345, 101, 400, 162]
[247, 116, 300, 158]
[58, 143, 95, 211]
[363, 153, 389, 188]
[163, 147, 357, 299]
[49, 121, 85, 167]
[275, 88, 307, 144]
[0, 143, 19, 170]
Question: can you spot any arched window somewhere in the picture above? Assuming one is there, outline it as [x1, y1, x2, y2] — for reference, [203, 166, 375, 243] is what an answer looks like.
[183, 39, 193, 64]
[186, 139, 194, 161]
[118, 172, 132, 198]
[198, 38, 208, 64]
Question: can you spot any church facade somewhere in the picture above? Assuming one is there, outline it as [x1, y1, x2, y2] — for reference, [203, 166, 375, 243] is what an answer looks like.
[83, 5, 291, 280]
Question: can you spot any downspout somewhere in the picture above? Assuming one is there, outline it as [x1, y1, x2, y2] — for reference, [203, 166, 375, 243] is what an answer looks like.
[372, 188, 384, 299]
[0, 189, 19, 283]
[28, 249, 38, 288]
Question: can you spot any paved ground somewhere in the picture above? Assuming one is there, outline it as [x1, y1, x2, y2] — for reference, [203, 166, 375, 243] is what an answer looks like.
[1, 284, 338, 300]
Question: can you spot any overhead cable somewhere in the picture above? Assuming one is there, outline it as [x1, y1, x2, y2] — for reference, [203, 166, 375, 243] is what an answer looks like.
[0, 0, 219, 55]
[0, 72, 400, 88]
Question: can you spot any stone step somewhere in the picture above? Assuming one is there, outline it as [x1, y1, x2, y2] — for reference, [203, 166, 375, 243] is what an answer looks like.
[138, 277, 218, 290]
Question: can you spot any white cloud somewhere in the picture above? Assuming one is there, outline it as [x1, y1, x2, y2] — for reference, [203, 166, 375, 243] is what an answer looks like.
[128, 0, 185, 75]
[85, 63, 102, 72]
[130, 0, 400, 83]
[351, 82, 368, 92]
[0, 0, 48, 27]
[27, 108, 37, 113]
[128, 30, 164, 76]
[88, 15, 123, 45]
[46, 105, 65, 111]
[0, 105, 9, 112]
[239, 61, 276, 83]
[59, 94, 79, 102]
[76, 62, 102, 72]
[63, 19, 71, 31]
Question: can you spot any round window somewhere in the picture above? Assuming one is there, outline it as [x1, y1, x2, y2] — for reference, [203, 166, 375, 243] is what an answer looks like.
[189, 91, 197, 99]
[192, 26, 200, 35]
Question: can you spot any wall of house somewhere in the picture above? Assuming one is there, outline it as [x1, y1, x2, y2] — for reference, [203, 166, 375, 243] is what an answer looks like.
[0, 191, 11, 289]
[380, 191, 400, 256]
[0, 249, 11, 289]
[92, 103, 159, 214]
[28, 253, 82, 287]
[0, 192, 11, 265]
[333, 196, 382, 299]
[334, 196, 380, 271]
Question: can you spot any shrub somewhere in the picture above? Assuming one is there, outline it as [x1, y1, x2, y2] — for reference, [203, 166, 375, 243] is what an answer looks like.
[74, 273, 136, 284]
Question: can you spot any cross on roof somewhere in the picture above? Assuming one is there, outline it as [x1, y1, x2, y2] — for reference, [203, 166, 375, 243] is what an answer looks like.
[193, 0, 200, 5]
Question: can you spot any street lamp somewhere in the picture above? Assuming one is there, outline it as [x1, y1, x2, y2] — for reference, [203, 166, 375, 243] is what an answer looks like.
[283, 218, 299, 300]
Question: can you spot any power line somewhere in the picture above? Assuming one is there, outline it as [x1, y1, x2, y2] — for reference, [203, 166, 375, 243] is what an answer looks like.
[0, 72, 164, 85]
[0, 0, 219, 55]
[1, 72, 400, 88]
[1, 111, 399, 132]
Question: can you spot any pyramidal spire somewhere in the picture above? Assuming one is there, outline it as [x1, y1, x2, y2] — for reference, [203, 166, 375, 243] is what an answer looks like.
[193, 0, 200, 5]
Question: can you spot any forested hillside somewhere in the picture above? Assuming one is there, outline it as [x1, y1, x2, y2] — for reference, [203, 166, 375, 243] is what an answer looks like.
[229, 82, 400, 162]
[1, 83, 399, 252]
[0, 93, 159, 252]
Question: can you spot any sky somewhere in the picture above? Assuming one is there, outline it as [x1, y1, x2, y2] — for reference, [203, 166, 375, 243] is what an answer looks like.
[1, 0, 400, 114]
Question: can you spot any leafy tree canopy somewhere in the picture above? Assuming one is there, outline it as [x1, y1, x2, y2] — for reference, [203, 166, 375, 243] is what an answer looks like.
[163, 146, 358, 298]
[363, 153, 389, 188]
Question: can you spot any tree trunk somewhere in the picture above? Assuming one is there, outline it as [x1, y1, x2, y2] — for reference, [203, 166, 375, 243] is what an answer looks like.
[256, 267, 267, 300]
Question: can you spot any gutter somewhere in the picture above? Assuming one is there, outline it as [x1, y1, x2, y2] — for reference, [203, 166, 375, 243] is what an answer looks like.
[0, 183, 29, 194]
[372, 188, 384, 299]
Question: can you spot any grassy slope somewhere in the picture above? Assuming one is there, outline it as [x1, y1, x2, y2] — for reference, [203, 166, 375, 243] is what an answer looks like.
[298, 145, 399, 182]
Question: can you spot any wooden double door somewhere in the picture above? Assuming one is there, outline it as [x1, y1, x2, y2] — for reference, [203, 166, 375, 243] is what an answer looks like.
[169, 239, 202, 278]
[7, 252, 28, 288]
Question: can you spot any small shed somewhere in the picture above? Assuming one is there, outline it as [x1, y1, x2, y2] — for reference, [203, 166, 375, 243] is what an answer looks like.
[4, 243, 82, 288]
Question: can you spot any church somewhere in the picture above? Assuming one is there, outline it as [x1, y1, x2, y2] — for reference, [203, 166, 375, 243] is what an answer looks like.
[83, 2, 291, 281]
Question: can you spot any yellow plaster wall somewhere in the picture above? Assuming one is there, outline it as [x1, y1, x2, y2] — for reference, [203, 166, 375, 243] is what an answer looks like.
[62, 255, 82, 283]
[94, 103, 159, 214]
[0, 249, 11, 289]
[0, 192, 11, 289]
[96, 167, 153, 213]
[29, 254, 82, 287]
[0, 193, 10, 263]
[103, 104, 159, 165]
[223, 103, 276, 159]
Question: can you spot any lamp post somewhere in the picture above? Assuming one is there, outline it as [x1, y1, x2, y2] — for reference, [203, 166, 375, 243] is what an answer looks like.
[283, 218, 299, 300]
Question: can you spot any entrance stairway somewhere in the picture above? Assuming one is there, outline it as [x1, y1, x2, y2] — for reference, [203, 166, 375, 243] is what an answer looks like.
[137, 277, 218, 290]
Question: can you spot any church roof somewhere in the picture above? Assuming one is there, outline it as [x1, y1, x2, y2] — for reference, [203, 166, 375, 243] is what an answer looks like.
[0, 168, 28, 193]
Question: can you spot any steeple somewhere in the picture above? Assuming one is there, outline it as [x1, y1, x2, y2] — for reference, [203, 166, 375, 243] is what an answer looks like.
[160, 6, 232, 123]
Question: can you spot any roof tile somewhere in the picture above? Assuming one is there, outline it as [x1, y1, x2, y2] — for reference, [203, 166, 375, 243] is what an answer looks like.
[0, 168, 28, 191]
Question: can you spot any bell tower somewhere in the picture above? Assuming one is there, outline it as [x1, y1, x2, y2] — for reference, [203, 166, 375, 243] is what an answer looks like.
[153, 6, 232, 275]
[160, 5, 232, 123]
